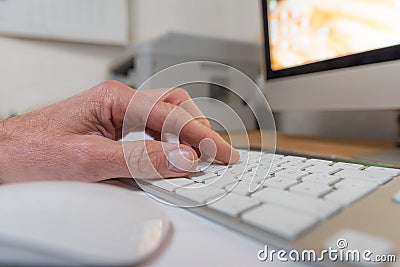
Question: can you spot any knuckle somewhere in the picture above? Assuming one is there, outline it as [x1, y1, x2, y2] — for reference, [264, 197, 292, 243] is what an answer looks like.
[94, 80, 134, 101]
[151, 101, 173, 124]
[85, 83, 113, 112]
[144, 141, 163, 170]
[203, 119, 212, 128]
[161, 104, 190, 133]
[131, 141, 164, 177]
[85, 80, 136, 124]
[173, 87, 191, 99]
[100, 80, 127, 90]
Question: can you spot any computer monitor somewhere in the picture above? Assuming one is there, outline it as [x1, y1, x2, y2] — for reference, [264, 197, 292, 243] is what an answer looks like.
[260, 0, 400, 166]
[261, 0, 400, 112]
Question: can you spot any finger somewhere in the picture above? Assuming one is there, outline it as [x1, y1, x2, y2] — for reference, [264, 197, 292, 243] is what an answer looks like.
[142, 88, 211, 128]
[125, 140, 198, 178]
[80, 136, 198, 180]
[142, 99, 239, 164]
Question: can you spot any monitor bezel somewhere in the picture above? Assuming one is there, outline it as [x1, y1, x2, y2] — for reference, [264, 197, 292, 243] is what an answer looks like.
[262, 0, 400, 80]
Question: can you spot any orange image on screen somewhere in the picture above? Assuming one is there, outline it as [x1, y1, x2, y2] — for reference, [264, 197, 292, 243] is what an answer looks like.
[268, 0, 400, 70]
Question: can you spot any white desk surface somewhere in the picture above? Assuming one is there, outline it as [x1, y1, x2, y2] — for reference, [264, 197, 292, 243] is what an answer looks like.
[127, 189, 307, 267]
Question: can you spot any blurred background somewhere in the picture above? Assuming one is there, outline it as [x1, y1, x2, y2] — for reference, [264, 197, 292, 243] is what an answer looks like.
[0, 0, 398, 141]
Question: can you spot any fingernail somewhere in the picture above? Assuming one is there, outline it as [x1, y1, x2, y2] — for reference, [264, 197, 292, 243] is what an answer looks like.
[231, 149, 240, 163]
[167, 149, 196, 173]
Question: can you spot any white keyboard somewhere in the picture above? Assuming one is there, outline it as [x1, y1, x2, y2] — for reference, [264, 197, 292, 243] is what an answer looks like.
[137, 149, 400, 241]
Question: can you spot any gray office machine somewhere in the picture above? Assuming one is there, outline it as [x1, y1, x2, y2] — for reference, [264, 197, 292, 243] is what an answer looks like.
[109, 33, 262, 131]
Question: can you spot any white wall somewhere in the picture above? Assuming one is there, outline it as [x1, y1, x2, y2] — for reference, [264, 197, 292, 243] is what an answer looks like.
[0, 0, 261, 119]
[0, 38, 122, 117]
[130, 0, 260, 45]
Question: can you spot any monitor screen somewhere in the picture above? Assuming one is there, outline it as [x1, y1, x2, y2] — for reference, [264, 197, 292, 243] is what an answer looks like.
[263, 0, 400, 79]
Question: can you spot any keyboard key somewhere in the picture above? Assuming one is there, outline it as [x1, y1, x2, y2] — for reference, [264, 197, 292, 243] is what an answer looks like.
[324, 187, 374, 207]
[283, 156, 307, 162]
[226, 181, 263, 195]
[241, 204, 318, 240]
[271, 154, 286, 159]
[306, 159, 333, 165]
[218, 166, 249, 177]
[359, 175, 393, 185]
[208, 193, 260, 217]
[205, 176, 238, 188]
[238, 151, 262, 159]
[229, 162, 258, 173]
[332, 162, 364, 170]
[223, 165, 254, 176]
[238, 172, 270, 183]
[225, 169, 248, 178]
[336, 169, 386, 178]
[334, 178, 378, 191]
[259, 154, 273, 160]
[262, 153, 285, 160]
[199, 163, 228, 174]
[176, 186, 226, 204]
[306, 165, 341, 175]
[275, 169, 310, 180]
[271, 159, 290, 166]
[195, 161, 212, 172]
[301, 173, 341, 186]
[364, 166, 400, 176]
[150, 178, 194, 192]
[258, 164, 282, 172]
[257, 158, 274, 166]
[237, 149, 250, 156]
[252, 188, 341, 219]
[335, 170, 392, 185]
[246, 151, 264, 159]
[246, 158, 263, 166]
[263, 177, 298, 190]
[280, 162, 313, 170]
[290, 183, 332, 197]
[189, 173, 217, 183]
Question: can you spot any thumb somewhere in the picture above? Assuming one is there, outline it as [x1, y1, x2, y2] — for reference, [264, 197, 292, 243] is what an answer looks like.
[123, 140, 198, 179]
[76, 137, 197, 181]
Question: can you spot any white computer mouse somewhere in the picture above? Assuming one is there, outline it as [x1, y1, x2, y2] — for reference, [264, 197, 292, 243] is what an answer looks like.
[0, 181, 170, 266]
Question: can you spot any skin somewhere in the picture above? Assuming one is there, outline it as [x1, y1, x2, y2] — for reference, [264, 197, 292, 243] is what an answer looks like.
[0, 81, 239, 184]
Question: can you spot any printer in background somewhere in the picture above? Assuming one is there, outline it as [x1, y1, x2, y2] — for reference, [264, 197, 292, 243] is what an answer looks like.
[109, 33, 265, 132]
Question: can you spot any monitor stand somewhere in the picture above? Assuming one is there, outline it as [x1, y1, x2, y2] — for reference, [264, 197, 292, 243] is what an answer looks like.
[353, 148, 400, 168]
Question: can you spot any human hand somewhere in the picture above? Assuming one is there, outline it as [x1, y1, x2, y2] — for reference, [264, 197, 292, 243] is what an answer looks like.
[0, 81, 239, 184]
